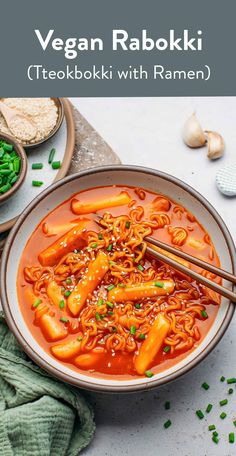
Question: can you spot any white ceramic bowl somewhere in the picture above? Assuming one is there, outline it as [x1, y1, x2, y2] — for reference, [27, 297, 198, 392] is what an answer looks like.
[1, 166, 235, 392]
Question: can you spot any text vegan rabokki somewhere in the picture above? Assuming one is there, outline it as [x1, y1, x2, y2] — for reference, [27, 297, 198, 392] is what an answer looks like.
[17, 186, 221, 379]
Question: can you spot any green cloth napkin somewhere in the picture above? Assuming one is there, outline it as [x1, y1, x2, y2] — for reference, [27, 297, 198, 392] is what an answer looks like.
[0, 314, 95, 456]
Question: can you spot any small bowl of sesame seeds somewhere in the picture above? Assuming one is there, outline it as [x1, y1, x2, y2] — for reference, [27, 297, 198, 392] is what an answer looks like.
[0, 132, 27, 205]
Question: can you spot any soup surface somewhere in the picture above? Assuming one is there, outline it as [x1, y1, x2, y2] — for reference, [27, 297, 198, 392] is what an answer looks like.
[17, 185, 221, 379]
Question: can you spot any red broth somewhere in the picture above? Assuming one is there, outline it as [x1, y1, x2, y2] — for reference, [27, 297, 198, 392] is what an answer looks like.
[17, 186, 220, 379]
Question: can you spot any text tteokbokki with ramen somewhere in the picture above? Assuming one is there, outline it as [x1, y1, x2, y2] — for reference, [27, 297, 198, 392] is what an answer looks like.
[17, 185, 221, 379]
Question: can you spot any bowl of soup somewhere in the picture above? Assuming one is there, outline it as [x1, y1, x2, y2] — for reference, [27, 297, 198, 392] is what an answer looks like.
[1, 165, 235, 392]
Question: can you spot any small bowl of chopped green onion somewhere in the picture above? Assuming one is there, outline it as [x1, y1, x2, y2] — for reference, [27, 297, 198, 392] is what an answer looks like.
[0, 132, 27, 205]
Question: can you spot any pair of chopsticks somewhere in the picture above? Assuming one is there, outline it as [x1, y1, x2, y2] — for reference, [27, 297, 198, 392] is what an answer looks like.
[94, 217, 236, 303]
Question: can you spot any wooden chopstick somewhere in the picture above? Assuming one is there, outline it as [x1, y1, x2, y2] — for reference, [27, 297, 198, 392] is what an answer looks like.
[145, 235, 236, 284]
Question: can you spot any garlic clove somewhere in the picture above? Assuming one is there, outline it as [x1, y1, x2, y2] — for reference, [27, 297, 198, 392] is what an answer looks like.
[206, 131, 224, 160]
[182, 113, 206, 148]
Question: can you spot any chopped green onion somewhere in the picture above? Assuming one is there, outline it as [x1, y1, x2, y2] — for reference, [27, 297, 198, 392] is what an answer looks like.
[66, 278, 72, 285]
[165, 401, 170, 410]
[52, 161, 61, 169]
[212, 435, 219, 444]
[220, 376, 225, 382]
[233, 420, 236, 427]
[107, 284, 115, 291]
[107, 301, 114, 309]
[59, 300, 65, 309]
[219, 399, 228, 406]
[108, 311, 114, 316]
[154, 281, 164, 288]
[91, 242, 98, 249]
[95, 312, 101, 321]
[61, 287, 65, 292]
[163, 419, 171, 429]
[118, 283, 126, 288]
[220, 412, 227, 420]
[64, 290, 71, 297]
[201, 310, 208, 318]
[137, 264, 144, 272]
[109, 261, 116, 266]
[60, 317, 69, 323]
[228, 388, 234, 395]
[130, 326, 136, 335]
[125, 221, 130, 229]
[107, 243, 113, 252]
[0, 183, 11, 193]
[163, 345, 170, 353]
[48, 148, 56, 164]
[33, 298, 42, 308]
[139, 333, 146, 340]
[77, 336, 83, 341]
[3, 142, 13, 152]
[98, 299, 103, 306]
[208, 425, 216, 431]
[101, 314, 106, 319]
[98, 233, 103, 240]
[227, 377, 236, 384]
[229, 433, 235, 444]
[32, 163, 43, 169]
[145, 370, 154, 378]
[201, 382, 210, 390]
[196, 410, 204, 419]
[32, 180, 43, 187]
[135, 303, 141, 309]
[206, 403, 213, 413]
[213, 431, 218, 437]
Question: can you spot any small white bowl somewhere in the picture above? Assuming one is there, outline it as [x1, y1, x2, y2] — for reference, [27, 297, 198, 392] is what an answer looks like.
[1, 166, 235, 392]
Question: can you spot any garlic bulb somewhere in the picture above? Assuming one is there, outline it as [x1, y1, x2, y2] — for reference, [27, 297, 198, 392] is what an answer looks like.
[206, 131, 224, 160]
[182, 113, 206, 148]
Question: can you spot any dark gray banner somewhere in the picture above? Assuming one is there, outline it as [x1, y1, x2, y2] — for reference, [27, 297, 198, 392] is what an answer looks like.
[1, 0, 235, 96]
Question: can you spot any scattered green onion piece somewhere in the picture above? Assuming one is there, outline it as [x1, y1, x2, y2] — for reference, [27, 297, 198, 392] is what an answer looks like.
[220, 376, 225, 382]
[61, 287, 65, 292]
[59, 300, 65, 309]
[139, 333, 146, 340]
[107, 243, 113, 252]
[137, 264, 144, 272]
[32, 163, 43, 169]
[107, 284, 115, 291]
[108, 311, 114, 316]
[112, 326, 117, 332]
[98, 233, 103, 240]
[233, 420, 236, 427]
[98, 299, 103, 306]
[91, 242, 98, 249]
[32, 180, 43, 187]
[165, 401, 170, 410]
[163, 345, 171, 353]
[0, 183, 11, 193]
[95, 312, 101, 321]
[48, 148, 56, 164]
[201, 310, 208, 318]
[227, 377, 236, 384]
[77, 336, 83, 341]
[219, 399, 228, 406]
[107, 301, 114, 309]
[212, 435, 219, 444]
[52, 161, 61, 170]
[163, 419, 171, 429]
[196, 410, 204, 419]
[13, 159, 20, 173]
[64, 290, 71, 297]
[229, 433, 235, 444]
[66, 278, 72, 285]
[60, 317, 69, 323]
[33, 298, 42, 308]
[130, 326, 136, 335]
[145, 370, 154, 378]
[135, 303, 141, 309]
[201, 382, 210, 390]
[220, 412, 227, 420]
[118, 283, 126, 288]
[101, 314, 106, 318]
[208, 425, 216, 431]
[228, 388, 234, 395]
[154, 281, 164, 288]
[3, 142, 13, 152]
[109, 261, 116, 266]
[125, 221, 130, 229]
[213, 431, 218, 437]
[206, 404, 213, 413]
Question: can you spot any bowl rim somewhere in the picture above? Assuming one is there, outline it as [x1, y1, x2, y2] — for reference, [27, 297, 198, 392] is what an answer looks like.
[1, 164, 235, 392]
[0, 131, 28, 204]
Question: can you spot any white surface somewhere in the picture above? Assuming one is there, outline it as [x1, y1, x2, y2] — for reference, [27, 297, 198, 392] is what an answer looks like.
[69, 97, 236, 456]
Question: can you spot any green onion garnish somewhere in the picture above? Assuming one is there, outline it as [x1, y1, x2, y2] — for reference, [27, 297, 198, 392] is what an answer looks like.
[32, 180, 43, 187]
[77, 336, 83, 341]
[163, 345, 170, 353]
[98, 233, 103, 240]
[202, 382, 210, 390]
[48, 148, 56, 164]
[212, 435, 219, 444]
[233, 420, 236, 427]
[163, 419, 171, 429]
[107, 284, 115, 291]
[98, 299, 103, 306]
[60, 317, 69, 323]
[139, 334, 146, 340]
[130, 326, 136, 335]
[219, 399, 228, 406]
[137, 264, 144, 272]
[64, 290, 71, 297]
[196, 410, 204, 419]
[108, 311, 113, 316]
[52, 161, 61, 169]
[145, 370, 154, 378]
[109, 261, 116, 266]
[95, 312, 101, 321]
[154, 281, 164, 288]
[125, 221, 130, 229]
[3, 142, 13, 152]
[33, 298, 42, 308]
[213, 431, 218, 437]
[206, 403, 213, 413]
[59, 300, 65, 309]
[107, 301, 114, 309]
[66, 278, 72, 284]
[227, 377, 236, 384]
[165, 401, 170, 410]
[107, 243, 113, 252]
[229, 433, 235, 444]
[135, 303, 141, 309]
[201, 310, 208, 318]
[220, 412, 227, 419]
[220, 376, 225, 382]
[118, 283, 126, 288]
[32, 163, 43, 169]
[91, 242, 98, 249]
[228, 388, 234, 395]
[208, 425, 216, 431]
